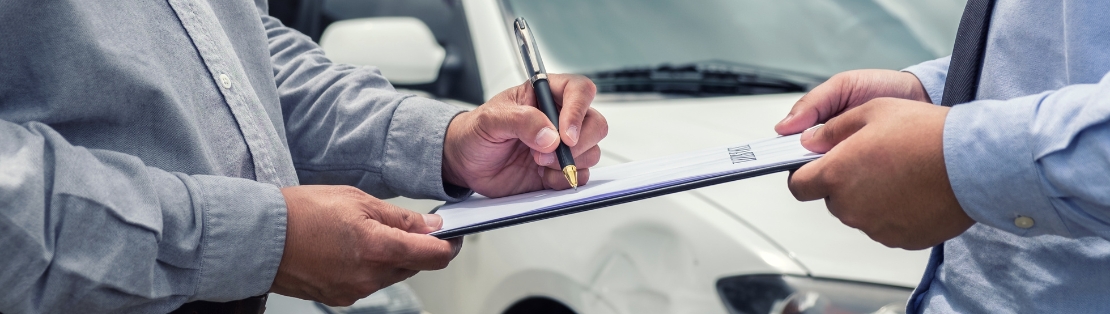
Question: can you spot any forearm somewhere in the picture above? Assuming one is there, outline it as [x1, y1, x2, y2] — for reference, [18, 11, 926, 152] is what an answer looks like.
[0, 121, 286, 313]
[262, 14, 468, 201]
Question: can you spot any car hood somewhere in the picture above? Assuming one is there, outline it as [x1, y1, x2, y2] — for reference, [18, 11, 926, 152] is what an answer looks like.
[590, 93, 930, 287]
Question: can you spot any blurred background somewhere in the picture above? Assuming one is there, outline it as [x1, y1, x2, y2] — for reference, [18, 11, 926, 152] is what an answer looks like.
[262, 1, 965, 314]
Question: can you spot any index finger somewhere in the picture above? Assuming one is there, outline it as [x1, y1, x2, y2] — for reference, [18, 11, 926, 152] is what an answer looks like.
[787, 157, 832, 202]
[547, 74, 597, 146]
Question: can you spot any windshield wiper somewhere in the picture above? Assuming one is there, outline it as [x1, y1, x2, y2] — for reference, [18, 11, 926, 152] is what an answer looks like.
[586, 61, 822, 96]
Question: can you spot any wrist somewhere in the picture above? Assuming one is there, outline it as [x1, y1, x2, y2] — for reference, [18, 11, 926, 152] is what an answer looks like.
[900, 71, 932, 103]
[441, 112, 469, 188]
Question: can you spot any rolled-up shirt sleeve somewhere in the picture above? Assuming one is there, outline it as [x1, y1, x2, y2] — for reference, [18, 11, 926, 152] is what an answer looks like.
[0, 121, 286, 313]
[261, 15, 470, 202]
[940, 72, 1110, 239]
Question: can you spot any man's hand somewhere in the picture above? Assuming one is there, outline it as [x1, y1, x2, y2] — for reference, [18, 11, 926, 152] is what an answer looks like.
[271, 186, 461, 306]
[787, 98, 973, 250]
[776, 69, 931, 136]
[442, 74, 608, 198]
[777, 69, 973, 250]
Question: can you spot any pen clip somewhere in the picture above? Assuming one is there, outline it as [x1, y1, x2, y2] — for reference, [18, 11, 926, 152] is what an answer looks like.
[514, 17, 548, 84]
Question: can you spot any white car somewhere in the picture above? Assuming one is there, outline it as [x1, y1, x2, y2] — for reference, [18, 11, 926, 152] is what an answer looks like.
[267, 0, 965, 313]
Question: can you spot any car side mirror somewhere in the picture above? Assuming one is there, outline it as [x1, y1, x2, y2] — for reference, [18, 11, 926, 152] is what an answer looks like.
[319, 17, 445, 85]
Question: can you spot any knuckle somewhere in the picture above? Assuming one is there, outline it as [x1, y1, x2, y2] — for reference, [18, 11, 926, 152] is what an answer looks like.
[581, 77, 598, 94]
[398, 209, 418, 227]
[828, 72, 852, 87]
[473, 109, 492, 126]
[818, 119, 838, 141]
[476, 107, 501, 124]
[825, 72, 853, 93]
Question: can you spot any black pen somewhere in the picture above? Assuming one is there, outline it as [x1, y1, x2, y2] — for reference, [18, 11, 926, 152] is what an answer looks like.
[513, 17, 578, 190]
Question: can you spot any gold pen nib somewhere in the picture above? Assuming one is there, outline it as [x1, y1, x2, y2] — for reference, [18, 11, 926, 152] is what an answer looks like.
[562, 165, 578, 191]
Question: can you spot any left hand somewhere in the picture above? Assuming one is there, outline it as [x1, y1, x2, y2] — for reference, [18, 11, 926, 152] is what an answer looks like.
[442, 74, 608, 198]
[787, 97, 974, 250]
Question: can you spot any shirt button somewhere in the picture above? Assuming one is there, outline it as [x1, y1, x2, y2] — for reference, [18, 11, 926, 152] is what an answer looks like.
[1014, 216, 1035, 229]
[219, 74, 232, 89]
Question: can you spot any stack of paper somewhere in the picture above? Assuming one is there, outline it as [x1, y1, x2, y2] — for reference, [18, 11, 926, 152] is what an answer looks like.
[431, 134, 821, 238]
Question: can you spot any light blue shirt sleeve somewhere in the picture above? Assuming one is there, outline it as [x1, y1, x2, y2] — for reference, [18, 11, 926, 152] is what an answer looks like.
[903, 56, 951, 105]
[907, 57, 1110, 240]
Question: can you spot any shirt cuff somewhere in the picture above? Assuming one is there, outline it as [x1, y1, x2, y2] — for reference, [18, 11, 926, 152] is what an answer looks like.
[187, 175, 287, 301]
[382, 96, 471, 202]
[903, 56, 951, 105]
[943, 95, 1071, 237]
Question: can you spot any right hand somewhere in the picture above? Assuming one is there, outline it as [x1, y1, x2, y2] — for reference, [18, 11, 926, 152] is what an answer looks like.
[775, 69, 931, 135]
[270, 185, 462, 306]
[442, 74, 607, 197]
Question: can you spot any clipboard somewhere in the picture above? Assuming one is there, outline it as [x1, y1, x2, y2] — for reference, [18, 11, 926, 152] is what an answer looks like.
[430, 159, 809, 239]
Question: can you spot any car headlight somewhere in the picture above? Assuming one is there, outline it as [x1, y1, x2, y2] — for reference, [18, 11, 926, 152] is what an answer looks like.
[716, 275, 913, 314]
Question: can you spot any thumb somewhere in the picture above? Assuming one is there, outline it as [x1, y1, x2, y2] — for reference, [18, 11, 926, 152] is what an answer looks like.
[370, 202, 443, 234]
[799, 107, 869, 153]
[776, 75, 849, 135]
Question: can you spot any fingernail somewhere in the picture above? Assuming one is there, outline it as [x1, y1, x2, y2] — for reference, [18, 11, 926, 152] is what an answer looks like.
[539, 153, 555, 166]
[566, 125, 580, 144]
[802, 124, 823, 141]
[778, 113, 794, 126]
[536, 127, 559, 147]
[423, 214, 443, 230]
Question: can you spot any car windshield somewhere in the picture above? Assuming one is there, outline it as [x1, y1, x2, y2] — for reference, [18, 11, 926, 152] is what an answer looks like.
[503, 0, 964, 81]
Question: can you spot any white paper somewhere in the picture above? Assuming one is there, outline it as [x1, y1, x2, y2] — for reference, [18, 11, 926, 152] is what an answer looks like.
[431, 134, 821, 236]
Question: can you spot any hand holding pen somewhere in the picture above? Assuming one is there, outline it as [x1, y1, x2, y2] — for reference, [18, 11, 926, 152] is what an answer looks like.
[438, 18, 607, 198]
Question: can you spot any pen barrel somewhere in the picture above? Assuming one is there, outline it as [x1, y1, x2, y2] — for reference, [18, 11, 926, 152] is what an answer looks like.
[555, 143, 574, 168]
[533, 79, 575, 169]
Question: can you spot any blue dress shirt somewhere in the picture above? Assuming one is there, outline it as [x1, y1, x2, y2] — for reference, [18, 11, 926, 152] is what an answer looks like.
[903, 0, 1110, 312]
[0, 1, 466, 312]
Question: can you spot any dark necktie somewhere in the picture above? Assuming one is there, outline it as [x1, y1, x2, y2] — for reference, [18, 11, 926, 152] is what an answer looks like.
[941, 0, 998, 107]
